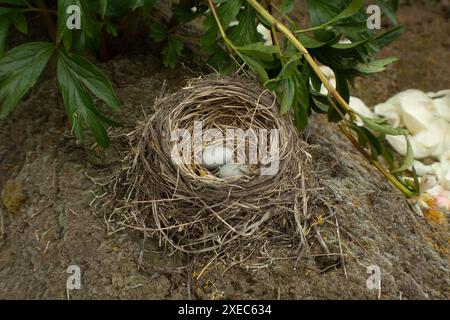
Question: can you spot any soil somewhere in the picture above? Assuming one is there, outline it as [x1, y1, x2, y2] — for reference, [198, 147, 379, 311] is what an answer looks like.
[0, 2, 449, 299]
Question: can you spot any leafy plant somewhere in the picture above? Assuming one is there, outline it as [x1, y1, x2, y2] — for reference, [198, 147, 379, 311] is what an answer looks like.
[0, 0, 417, 197]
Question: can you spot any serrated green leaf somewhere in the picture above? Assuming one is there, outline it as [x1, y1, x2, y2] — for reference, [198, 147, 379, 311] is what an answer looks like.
[0, 42, 54, 118]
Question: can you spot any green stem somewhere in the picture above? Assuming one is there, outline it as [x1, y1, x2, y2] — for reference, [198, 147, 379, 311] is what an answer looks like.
[246, 0, 414, 198]
[207, 0, 237, 52]
[339, 124, 414, 197]
[247, 0, 354, 117]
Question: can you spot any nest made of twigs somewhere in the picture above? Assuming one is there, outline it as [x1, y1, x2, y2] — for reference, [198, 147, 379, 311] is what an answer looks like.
[105, 76, 323, 262]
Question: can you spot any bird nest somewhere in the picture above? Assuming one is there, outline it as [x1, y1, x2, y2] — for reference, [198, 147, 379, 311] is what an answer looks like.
[103, 76, 324, 262]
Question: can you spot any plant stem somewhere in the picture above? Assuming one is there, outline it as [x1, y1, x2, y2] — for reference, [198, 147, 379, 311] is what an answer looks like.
[22, 8, 57, 14]
[339, 123, 414, 197]
[34, 0, 56, 42]
[207, 0, 237, 52]
[246, 0, 413, 198]
[247, 0, 355, 120]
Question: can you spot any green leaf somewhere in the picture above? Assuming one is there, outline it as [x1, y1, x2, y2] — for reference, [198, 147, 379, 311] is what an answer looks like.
[11, 12, 27, 34]
[374, 25, 404, 48]
[278, 53, 301, 80]
[355, 56, 398, 74]
[334, 70, 349, 102]
[239, 54, 269, 83]
[411, 166, 420, 194]
[105, 21, 118, 37]
[162, 36, 184, 68]
[58, 50, 120, 111]
[311, 95, 330, 114]
[293, 72, 309, 130]
[331, 38, 369, 50]
[381, 141, 396, 170]
[57, 49, 120, 147]
[280, 0, 294, 14]
[0, 42, 54, 118]
[279, 77, 295, 115]
[297, 33, 328, 49]
[356, 125, 383, 158]
[307, 0, 364, 30]
[376, 0, 399, 25]
[99, 0, 107, 19]
[0, 8, 26, 38]
[202, 0, 242, 50]
[149, 22, 168, 42]
[230, 3, 260, 46]
[361, 116, 409, 135]
[236, 42, 277, 62]
[327, 71, 348, 122]
[130, 0, 141, 11]
[172, 2, 201, 23]
[392, 136, 414, 173]
[143, 0, 157, 16]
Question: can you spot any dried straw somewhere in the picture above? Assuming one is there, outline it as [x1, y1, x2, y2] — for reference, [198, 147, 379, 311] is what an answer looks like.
[103, 76, 325, 263]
